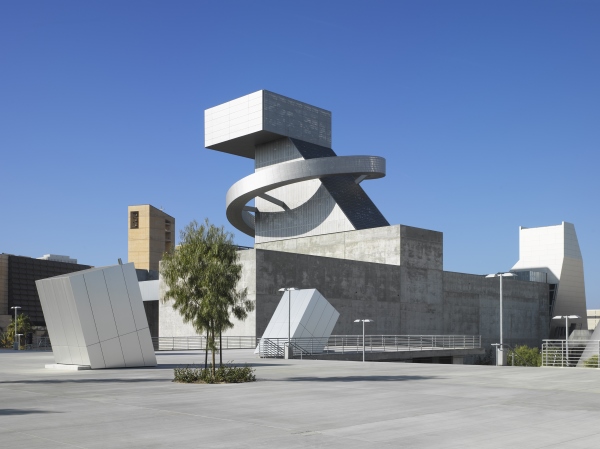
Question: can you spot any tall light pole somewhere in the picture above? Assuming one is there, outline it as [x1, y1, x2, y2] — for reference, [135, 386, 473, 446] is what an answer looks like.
[278, 287, 297, 359]
[354, 319, 373, 362]
[486, 272, 516, 366]
[10, 306, 21, 351]
[553, 315, 580, 367]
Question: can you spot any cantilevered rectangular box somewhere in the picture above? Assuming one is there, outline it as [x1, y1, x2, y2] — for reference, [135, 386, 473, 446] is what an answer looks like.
[205, 90, 332, 159]
[36, 263, 157, 369]
[255, 288, 339, 356]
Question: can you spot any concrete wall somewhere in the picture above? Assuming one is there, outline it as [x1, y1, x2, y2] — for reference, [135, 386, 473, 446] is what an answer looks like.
[252, 250, 549, 347]
[157, 225, 550, 354]
[158, 248, 257, 338]
[255, 224, 442, 268]
[255, 249, 400, 337]
[443, 272, 549, 350]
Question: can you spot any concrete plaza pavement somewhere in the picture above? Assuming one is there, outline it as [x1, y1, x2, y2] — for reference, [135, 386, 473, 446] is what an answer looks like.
[1, 349, 600, 448]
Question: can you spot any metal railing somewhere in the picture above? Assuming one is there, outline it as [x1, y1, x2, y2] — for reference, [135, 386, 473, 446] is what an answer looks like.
[542, 339, 600, 368]
[257, 334, 481, 358]
[4, 336, 53, 351]
[152, 336, 258, 351]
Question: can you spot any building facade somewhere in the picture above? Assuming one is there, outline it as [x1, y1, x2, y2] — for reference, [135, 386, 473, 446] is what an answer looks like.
[127, 205, 175, 274]
[511, 222, 587, 336]
[0, 254, 91, 328]
[158, 90, 565, 357]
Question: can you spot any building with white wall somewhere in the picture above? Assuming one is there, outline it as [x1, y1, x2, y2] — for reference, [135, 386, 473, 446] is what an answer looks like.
[511, 222, 587, 336]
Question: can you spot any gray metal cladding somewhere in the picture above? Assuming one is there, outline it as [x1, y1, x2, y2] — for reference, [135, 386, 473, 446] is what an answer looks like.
[35, 263, 157, 368]
[206, 91, 389, 241]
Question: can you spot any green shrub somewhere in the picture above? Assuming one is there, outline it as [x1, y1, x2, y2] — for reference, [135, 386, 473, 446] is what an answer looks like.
[583, 355, 599, 368]
[174, 362, 256, 384]
[506, 345, 542, 367]
[0, 331, 13, 349]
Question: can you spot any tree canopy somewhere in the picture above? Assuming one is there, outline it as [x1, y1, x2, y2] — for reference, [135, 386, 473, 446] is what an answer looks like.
[160, 219, 253, 372]
[1, 314, 32, 348]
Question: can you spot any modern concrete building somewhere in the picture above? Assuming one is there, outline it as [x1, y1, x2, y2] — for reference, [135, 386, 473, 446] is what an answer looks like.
[205, 90, 388, 243]
[158, 90, 565, 358]
[128, 204, 175, 274]
[37, 254, 78, 264]
[0, 253, 91, 330]
[511, 222, 587, 336]
[587, 309, 600, 331]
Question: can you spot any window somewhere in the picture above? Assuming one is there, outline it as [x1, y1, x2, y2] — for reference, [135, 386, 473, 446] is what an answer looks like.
[130, 211, 139, 229]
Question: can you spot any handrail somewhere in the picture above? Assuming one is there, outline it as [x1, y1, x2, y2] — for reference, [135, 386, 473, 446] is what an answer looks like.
[257, 335, 481, 358]
[151, 336, 258, 351]
[542, 339, 600, 368]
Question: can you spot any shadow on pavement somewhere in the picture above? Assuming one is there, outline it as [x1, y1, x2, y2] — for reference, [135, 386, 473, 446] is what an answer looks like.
[0, 409, 62, 415]
[0, 378, 166, 384]
[155, 363, 283, 369]
[273, 375, 441, 382]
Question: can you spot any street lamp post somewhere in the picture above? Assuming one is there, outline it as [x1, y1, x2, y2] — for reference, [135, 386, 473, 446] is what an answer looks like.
[486, 272, 516, 366]
[10, 306, 21, 351]
[354, 319, 373, 362]
[552, 315, 580, 367]
[278, 287, 297, 359]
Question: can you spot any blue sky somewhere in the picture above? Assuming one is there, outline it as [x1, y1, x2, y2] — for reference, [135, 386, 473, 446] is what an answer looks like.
[1, 1, 599, 307]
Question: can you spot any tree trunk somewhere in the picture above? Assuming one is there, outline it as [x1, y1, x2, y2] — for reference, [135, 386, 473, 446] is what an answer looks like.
[204, 328, 209, 370]
[211, 327, 216, 376]
[219, 330, 223, 367]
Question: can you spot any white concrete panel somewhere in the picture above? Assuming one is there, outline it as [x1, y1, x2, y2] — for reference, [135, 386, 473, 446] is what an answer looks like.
[52, 346, 71, 365]
[299, 290, 317, 319]
[137, 328, 157, 366]
[296, 323, 311, 338]
[36, 280, 64, 347]
[46, 280, 69, 348]
[84, 269, 118, 342]
[139, 280, 159, 302]
[122, 263, 149, 331]
[100, 337, 125, 368]
[35, 264, 156, 369]
[119, 331, 145, 367]
[312, 305, 334, 339]
[61, 277, 86, 348]
[303, 295, 327, 337]
[51, 279, 77, 348]
[322, 308, 340, 337]
[69, 274, 100, 346]
[67, 346, 83, 366]
[258, 288, 339, 355]
[87, 343, 105, 369]
[269, 320, 286, 339]
[78, 346, 91, 366]
[104, 265, 136, 336]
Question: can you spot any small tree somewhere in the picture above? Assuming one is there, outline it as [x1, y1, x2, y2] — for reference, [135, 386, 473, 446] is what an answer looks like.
[160, 219, 253, 375]
[2, 314, 32, 348]
[506, 345, 542, 367]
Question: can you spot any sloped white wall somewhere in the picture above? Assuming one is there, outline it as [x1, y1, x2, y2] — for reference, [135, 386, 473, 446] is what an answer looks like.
[36, 263, 156, 368]
[512, 222, 587, 330]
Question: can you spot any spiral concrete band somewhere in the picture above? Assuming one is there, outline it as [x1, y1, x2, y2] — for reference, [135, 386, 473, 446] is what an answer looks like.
[226, 156, 386, 237]
[205, 90, 390, 243]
